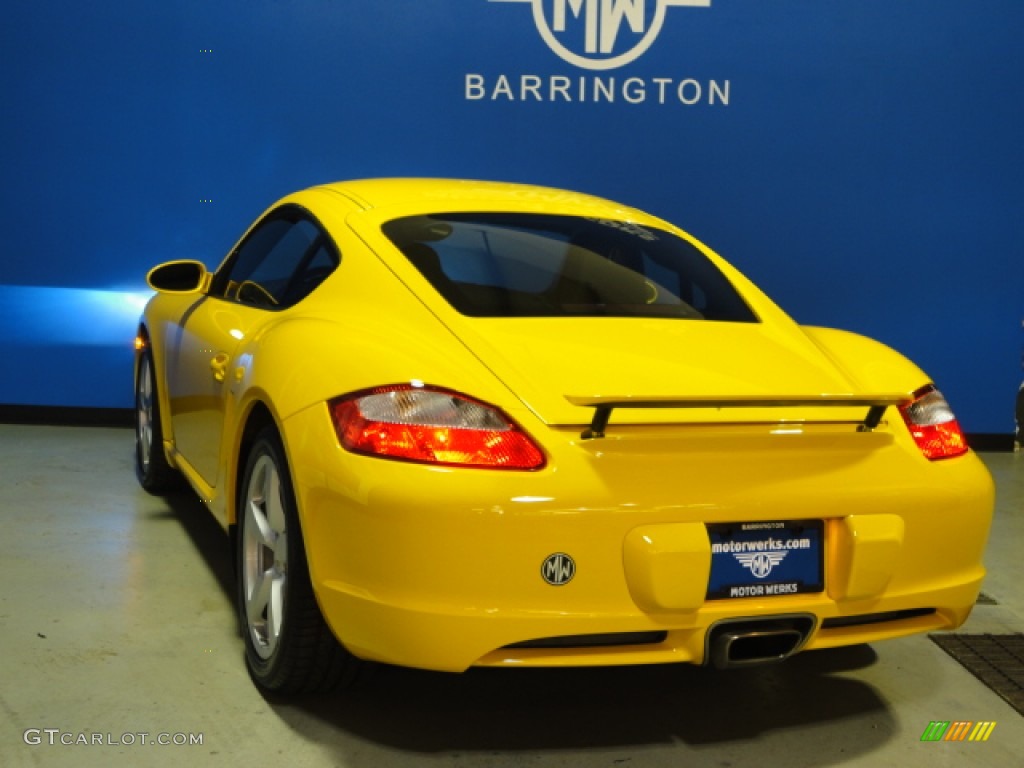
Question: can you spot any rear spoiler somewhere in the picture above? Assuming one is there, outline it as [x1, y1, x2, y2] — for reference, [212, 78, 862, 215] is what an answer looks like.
[565, 393, 912, 439]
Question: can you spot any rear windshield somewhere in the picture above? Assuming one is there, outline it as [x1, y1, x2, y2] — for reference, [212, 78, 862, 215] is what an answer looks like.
[381, 213, 758, 322]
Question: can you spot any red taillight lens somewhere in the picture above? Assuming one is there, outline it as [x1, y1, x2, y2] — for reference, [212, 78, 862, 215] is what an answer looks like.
[329, 385, 546, 470]
[899, 386, 968, 460]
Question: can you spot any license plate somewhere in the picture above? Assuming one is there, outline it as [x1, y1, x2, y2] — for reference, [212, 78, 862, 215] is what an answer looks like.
[706, 520, 824, 599]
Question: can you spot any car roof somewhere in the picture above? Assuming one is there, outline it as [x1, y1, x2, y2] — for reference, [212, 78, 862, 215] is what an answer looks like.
[312, 178, 652, 220]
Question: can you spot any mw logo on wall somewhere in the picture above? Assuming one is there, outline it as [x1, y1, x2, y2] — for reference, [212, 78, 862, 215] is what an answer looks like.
[467, 0, 730, 106]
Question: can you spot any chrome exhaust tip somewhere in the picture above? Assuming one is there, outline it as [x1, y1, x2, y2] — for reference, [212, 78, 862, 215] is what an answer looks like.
[707, 614, 816, 669]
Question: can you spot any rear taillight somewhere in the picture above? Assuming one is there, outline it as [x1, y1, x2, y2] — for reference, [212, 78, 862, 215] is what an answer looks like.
[329, 384, 546, 470]
[899, 386, 968, 460]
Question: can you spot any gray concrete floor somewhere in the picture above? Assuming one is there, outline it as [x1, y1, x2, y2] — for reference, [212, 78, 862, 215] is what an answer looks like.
[0, 423, 1021, 767]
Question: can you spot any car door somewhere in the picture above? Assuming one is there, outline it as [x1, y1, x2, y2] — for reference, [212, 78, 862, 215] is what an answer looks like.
[166, 206, 338, 488]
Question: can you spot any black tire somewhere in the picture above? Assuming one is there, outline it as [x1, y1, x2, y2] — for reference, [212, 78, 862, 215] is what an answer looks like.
[236, 427, 363, 693]
[135, 348, 182, 493]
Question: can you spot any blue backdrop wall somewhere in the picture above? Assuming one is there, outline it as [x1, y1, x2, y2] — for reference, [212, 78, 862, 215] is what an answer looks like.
[2, 0, 1022, 433]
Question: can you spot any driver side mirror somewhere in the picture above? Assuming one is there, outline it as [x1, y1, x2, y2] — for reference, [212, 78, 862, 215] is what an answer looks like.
[146, 260, 209, 294]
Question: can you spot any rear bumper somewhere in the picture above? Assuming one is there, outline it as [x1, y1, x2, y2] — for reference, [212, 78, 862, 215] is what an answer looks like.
[313, 537, 984, 672]
[285, 407, 994, 672]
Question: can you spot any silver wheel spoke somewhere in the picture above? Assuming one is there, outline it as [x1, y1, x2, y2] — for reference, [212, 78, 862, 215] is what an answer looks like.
[247, 566, 272, 624]
[250, 496, 277, 550]
[268, 570, 285, 642]
[266, 469, 285, 537]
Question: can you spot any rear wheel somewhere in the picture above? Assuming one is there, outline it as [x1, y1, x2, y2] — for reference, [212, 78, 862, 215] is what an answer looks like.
[237, 427, 362, 693]
[135, 348, 181, 493]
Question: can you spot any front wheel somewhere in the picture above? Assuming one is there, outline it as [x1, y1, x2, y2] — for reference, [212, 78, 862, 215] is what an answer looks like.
[237, 427, 363, 693]
[135, 347, 181, 493]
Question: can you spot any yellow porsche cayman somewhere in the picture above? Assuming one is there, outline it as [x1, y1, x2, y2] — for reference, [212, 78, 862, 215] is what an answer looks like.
[135, 179, 993, 693]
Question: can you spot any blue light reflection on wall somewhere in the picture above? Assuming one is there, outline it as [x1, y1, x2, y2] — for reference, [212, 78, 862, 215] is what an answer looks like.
[0, 286, 151, 407]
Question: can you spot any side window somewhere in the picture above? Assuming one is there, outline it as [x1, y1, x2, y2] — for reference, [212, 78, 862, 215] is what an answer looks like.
[210, 208, 339, 309]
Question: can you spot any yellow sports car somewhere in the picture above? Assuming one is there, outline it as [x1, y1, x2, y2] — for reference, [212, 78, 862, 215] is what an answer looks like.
[135, 178, 993, 693]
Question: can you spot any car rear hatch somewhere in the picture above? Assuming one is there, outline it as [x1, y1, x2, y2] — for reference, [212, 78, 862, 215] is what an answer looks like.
[345, 203, 915, 432]
[439, 316, 907, 432]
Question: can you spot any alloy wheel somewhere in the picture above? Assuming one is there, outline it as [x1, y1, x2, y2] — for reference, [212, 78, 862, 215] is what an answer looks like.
[136, 356, 154, 472]
[242, 454, 289, 660]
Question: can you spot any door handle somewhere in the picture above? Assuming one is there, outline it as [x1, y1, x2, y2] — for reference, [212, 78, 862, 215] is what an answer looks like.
[210, 352, 230, 382]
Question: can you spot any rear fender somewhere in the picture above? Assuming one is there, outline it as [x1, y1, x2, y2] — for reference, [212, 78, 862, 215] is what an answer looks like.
[800, 326, 930, 394]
